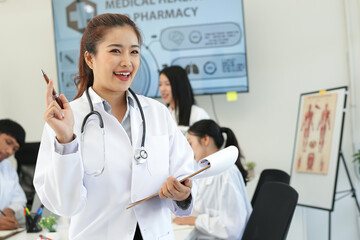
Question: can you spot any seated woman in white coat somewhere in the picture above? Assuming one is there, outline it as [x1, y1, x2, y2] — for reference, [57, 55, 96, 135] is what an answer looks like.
[34, 13, 195, 240]
[158, 66, 210, 134]
[173, 119, 252, 240]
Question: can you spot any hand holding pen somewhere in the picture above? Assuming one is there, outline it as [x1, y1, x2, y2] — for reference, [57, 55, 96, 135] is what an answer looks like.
[42, 69, 74, 143]
[0, 208, 19, 230]
[42, 70, 63, 109]
[0, 210, 6, 217]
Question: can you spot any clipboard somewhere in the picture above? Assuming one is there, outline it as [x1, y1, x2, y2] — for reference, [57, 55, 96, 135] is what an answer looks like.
[127, 164, 211, 209]
[126, 145, 239, 209]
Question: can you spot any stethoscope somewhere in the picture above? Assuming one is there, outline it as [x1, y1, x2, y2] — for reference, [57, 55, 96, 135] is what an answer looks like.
[81, 87, 148, 176]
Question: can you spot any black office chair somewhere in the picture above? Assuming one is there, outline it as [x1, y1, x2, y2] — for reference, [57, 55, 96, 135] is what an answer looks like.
[242, 182, 298, 240]
[14, 142, 41, 209]
[251, 169, 290, 207]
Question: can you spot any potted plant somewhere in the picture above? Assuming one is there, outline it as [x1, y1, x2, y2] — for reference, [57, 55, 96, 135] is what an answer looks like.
[246, 161, 256, 179]
[38, 215, 59, 240]
[38, 215, 57, 232]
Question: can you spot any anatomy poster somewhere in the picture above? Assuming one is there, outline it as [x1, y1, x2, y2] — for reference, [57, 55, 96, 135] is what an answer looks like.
[294, 92, 338, 174]
[290, 87, 347, 210]
[51, 0, 248, 100]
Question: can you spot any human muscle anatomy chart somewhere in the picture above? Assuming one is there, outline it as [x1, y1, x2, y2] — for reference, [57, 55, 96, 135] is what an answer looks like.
[290, 87, 347, 210]
[295, 93, 338, 174]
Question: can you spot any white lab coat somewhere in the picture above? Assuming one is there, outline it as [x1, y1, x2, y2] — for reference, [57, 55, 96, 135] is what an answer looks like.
[168, 105, 210, 134]
[186, 165, 252, 240]
[0, 159, 27, 216]
[34, 88, 195, 240]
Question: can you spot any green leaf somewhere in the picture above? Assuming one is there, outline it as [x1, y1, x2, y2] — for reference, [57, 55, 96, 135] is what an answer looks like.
[246, 161, 256, 169]
[353, 150, 360, 164]
[38, 215, 57, 232]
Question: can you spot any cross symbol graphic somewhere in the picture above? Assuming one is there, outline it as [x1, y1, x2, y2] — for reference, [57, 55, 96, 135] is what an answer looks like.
[67, 0, 97, 33]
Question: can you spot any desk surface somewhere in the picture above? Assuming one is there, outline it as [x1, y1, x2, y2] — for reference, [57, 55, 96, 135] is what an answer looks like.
[6, 177, 258, 240]
[4, 228, 68, 240]
[173, 223, 194, 240]
[5, 223, 193, 240]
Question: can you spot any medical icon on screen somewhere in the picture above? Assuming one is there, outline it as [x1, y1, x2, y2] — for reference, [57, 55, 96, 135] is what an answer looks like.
[66, 0, 97, 33]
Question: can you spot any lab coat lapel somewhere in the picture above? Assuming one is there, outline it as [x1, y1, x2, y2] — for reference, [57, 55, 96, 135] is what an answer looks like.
[129, 95, 155, 201]
[129, 100, 143, 151]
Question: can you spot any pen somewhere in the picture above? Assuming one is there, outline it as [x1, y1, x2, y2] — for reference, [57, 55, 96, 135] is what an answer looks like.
[38, 208, 44, 215]
[36, 204, 44, 215]
[34, 204, 44, 224]
[0, 209, 6, 216]
[25, 207, 31, 216]
[39, 234, 53, 240]
[41, 69, 64, 109]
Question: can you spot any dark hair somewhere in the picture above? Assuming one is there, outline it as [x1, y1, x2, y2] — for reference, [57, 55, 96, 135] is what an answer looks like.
[74, 13, 143, 100]
[0, 119, 26, 148]
[188, 119, 248, 184]
[159, 66, 195, 126]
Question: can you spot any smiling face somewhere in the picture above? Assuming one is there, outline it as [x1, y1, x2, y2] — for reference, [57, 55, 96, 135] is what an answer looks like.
[85, 26, 140, 97]
[0, 133, 20, 162]
[159, 73, 174, 108]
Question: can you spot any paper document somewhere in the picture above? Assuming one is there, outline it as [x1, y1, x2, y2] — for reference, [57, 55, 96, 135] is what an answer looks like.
[191, 145, 238, 179]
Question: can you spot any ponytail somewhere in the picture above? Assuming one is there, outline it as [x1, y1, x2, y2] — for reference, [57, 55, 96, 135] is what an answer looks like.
[189, 120, 248, 184]
[220, 127, 248, 184]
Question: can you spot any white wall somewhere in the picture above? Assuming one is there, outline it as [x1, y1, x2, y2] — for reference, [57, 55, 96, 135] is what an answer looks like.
[0, 0, 57, 142]
[1, 0, 359, 239]
[197, 0, 360, 239]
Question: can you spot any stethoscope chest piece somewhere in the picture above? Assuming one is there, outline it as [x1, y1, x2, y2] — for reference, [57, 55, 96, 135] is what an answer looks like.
[134, 147, 148, 164]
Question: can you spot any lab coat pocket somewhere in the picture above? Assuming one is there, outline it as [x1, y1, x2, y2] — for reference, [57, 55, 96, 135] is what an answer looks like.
[80, 118, 105, 176]
[158, 231, 172, 240]
[146, 135, 169, 179]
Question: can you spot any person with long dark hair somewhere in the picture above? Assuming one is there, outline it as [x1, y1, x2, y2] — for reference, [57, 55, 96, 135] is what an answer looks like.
[34, 13, 195, 239]
[159, 66, 209, 133]
[173, 119, 252, 239]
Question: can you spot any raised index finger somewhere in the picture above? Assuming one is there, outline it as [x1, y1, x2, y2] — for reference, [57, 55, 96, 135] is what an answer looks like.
[45, 78, 55, 107]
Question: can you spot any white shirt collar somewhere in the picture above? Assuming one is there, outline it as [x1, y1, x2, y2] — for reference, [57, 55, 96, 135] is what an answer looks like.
[86, 87, 135, 111]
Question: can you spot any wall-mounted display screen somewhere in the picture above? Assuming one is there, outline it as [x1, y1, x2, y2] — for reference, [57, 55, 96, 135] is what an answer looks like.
[52, 0, 248, 99]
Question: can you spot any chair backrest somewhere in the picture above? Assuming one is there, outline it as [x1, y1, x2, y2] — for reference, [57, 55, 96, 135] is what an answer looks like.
[14, 142, 41, 209]
[242, 182, 298, 240]
[251, 169, 290, 207]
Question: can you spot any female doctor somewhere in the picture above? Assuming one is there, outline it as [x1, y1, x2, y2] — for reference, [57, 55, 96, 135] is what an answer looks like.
[34, 13, 195, 240]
